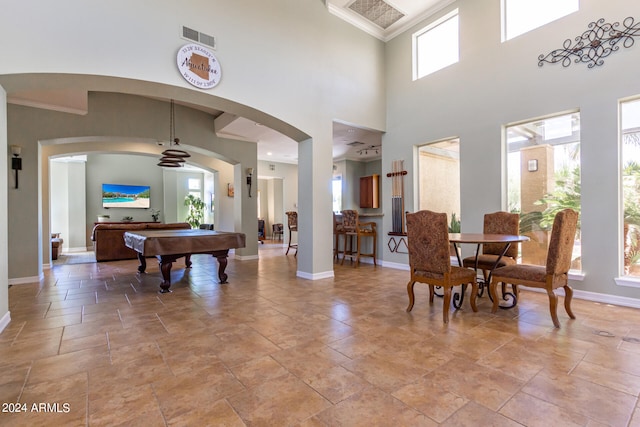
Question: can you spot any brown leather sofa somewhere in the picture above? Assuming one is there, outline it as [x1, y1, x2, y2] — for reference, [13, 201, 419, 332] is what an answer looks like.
[91, 222, 191, 261]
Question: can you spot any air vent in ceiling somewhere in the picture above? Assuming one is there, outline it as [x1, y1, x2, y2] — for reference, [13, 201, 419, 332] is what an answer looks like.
[181, 26, 216, 49]
[348, 0, 405, 29]
[346, 141, 365, 146]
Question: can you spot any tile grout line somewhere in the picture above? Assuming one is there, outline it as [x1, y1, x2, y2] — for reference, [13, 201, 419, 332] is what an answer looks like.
[16, 363, 32, 404]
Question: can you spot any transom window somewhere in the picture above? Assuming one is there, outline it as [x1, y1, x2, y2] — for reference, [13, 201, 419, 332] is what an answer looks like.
[502, 0, 579, 41]
[412, 9, 459, 80]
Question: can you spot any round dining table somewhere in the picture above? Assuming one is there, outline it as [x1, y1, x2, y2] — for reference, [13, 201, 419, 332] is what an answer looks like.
[448, 233, 530, 309]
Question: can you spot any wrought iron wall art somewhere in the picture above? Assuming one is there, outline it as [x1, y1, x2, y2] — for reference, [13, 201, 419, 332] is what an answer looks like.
[538, 17, 640, 68]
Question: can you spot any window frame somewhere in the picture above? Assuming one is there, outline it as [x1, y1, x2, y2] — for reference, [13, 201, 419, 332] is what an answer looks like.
[412, 8, 459, 81]
[501, 0, 579, 42]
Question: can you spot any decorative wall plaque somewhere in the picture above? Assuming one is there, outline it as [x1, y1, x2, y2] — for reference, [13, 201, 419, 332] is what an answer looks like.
[538, 17, 640, 68]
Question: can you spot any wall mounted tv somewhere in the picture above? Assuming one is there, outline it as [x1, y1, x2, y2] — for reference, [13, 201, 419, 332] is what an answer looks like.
[102, 183, 150, 209]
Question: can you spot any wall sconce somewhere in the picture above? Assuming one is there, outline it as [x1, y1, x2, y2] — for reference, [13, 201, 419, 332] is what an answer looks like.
[10, 145, 22, 189]
[246, 167, 254, 197]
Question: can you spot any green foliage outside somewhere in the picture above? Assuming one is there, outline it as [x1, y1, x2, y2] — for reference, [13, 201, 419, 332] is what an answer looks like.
[517, 162, 640, 272]
[448, 212, 461, 233]
[184, 194, 205, 229]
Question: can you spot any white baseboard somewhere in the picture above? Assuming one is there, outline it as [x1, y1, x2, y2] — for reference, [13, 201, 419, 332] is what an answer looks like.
[65, 246, 91, 253]
[9, 274, 43, 285]
[0, 311, 11, 335]
[297, 269, 335, 280]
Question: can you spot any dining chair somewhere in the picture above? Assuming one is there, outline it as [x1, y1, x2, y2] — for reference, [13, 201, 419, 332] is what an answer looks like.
[272, 223, 283, 241]
[462, 211, 520, 296]
[340, 210, 377, 267]
[489, 208, 578, 328]
[333, 212, 345, 262]
[406, 210, 478, 324]
[285, 211, 298, 256]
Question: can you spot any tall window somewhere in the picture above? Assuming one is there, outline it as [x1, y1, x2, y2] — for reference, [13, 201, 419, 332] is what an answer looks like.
[506, 112, 581, 270]
[332, 176, 342, 213]
[621, 98, 640, 278]
[418, 138, 460, 230]
[502, 0, 579, 41]
[413, 9, 459, 80]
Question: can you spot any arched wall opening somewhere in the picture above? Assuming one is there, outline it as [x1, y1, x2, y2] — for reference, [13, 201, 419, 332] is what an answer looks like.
[5, 86, 310, 281]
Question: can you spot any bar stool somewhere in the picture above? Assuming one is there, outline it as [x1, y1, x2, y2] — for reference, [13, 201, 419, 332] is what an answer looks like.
[340, 210, 377, 267]
[285, 211, 298, 256]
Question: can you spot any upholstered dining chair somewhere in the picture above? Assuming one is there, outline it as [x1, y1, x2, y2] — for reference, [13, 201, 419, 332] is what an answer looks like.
[340, 210, 377, 267]
[406, 210, 478, 324]
[462, 211, 520, 295]
[489, 208, 578, 328]
[333, 212, 346, 262]
[285, 211, 298, 256]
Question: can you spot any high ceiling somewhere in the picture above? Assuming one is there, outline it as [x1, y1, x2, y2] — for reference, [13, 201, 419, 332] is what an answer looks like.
[5, 2, 450, 168]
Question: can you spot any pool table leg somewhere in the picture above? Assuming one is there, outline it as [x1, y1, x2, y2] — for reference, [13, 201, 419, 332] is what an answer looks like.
[211, 250, 230, 283]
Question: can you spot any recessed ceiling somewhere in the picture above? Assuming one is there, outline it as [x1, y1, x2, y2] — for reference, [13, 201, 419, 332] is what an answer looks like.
[327, 0, 454, 41]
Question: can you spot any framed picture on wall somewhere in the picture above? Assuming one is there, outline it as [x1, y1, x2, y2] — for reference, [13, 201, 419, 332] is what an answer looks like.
[227, 183, 234, 197]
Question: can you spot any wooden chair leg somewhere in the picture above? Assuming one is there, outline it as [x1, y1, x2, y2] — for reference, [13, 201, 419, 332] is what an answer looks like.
[490, 279, 500, 313]
[564, 285, 576, 320]
[442, 286, 452, 324]
[372, 233, 377, 266]
[469, 281, 478, 313]
[406, 280, 416, 312]
[547, 289, 560, 328]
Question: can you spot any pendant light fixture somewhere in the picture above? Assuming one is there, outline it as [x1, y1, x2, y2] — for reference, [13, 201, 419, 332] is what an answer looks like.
[158, 100, 191, 167]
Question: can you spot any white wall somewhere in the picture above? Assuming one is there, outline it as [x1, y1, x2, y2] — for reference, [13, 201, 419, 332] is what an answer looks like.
[383, 0, 640, 302]
[50, 160, 87, 252]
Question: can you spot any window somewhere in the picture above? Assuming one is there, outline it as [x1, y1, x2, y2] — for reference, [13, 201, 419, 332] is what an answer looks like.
[188, 178, 201, 190]
[417, 138, 460, 229]
[502, 0, 579, 41]
[506, 111, 581, 270]
[413, 9, 459, 80]
[621, 98, 640, 278]
[332, 176, 342, 213]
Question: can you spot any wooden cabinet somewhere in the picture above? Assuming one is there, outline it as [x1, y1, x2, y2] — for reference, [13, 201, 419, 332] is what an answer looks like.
[359, 174, 380, 209]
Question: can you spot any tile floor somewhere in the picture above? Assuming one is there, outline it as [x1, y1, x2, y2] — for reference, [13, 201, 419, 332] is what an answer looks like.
[2, 243, 640, 426]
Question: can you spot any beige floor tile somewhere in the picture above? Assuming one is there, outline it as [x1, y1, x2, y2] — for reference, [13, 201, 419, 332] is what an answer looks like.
[153, 362, 245, 421]
[230, 355, 290, 389]
[228, 373, 331, 425]
[312, 386, 437, 426]
[523, 370, 636, 426]
[166, 398, 246, 427]
[444, 400, 523, 426]
[499, 391, 588, 427]
[393, 376, 469, 423]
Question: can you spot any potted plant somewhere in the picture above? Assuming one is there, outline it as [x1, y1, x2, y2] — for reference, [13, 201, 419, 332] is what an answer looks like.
[150, 209, 161, 222]
[97, 214, 110, 223]
[184, 194, 205, 228]
[122, 216, 133, 222]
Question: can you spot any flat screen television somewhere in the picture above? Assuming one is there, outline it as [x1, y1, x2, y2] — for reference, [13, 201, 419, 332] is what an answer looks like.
[102, 183, 150, 209]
